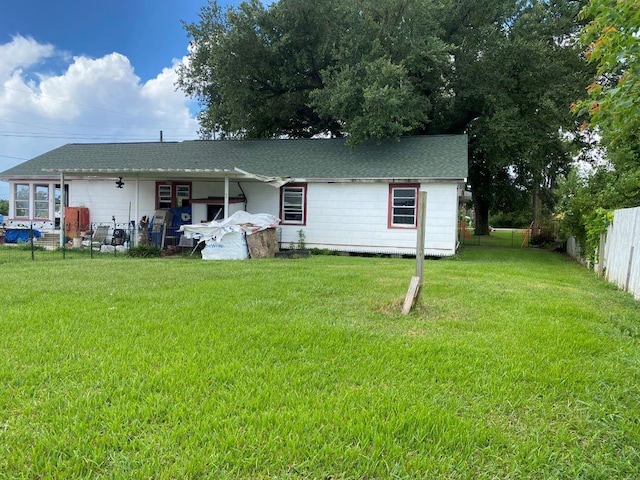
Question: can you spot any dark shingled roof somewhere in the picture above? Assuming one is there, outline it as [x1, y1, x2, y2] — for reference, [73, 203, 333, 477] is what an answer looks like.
[0, 135, 468, 181]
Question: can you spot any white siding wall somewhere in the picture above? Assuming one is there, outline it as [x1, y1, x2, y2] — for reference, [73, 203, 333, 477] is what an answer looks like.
[242, 181, 281, 215]
[244, 181, 460, 256]
[22, 177, 460, 255]
[69, 178, 250, 226]
[68, 179, 156, 227]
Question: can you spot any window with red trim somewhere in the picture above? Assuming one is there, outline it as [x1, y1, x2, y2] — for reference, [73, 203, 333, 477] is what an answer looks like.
[280, 184, 307, 225]
[156, 182, 191, 209]
[388, 184, 419, 228]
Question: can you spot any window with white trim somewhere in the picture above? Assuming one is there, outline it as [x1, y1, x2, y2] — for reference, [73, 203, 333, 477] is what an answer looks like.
[280, 185, 306, 224]
[157, 184, 172, 209]
[34, 185, 49, 219]
[176, 185, 190, 207]
[14, 184, 29, 218]
[389, 184, 418, 227]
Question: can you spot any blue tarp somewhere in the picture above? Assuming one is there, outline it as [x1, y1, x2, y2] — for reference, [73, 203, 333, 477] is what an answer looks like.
[4, 228, 42, 243]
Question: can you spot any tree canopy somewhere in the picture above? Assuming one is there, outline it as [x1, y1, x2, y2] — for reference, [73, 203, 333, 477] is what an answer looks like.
[179, 0, 593, 234]
[432, 0, 592, 233]
[574, 0, 639, 165]
[178, 0, 448, 143]
[557, 0, 640, 257]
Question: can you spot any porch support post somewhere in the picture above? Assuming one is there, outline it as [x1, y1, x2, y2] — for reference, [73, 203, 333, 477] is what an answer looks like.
[134, 175, 140, 246]
[224, 176, 229, 219]
[59, 172, 65, 246]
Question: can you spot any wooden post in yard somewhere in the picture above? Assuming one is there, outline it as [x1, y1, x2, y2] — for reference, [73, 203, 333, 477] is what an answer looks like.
[597, 232, 606, 278]
[402, 191, 427, 315]
[59, 172, 65, 248]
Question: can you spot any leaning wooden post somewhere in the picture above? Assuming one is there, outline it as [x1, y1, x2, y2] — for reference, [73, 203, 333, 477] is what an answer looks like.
[415, 191, 427, 280]
[402, 191, 427, 315]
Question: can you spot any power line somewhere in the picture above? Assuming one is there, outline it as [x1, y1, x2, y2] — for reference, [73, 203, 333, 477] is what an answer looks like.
[0, 153, 29, 160]
[0, 132, 197, 141]
[0, 118, 197, 134]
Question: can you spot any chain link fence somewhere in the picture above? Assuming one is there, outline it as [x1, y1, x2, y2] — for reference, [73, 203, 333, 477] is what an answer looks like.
[459, 227, 533, 248]
[0, 221, 193, 263]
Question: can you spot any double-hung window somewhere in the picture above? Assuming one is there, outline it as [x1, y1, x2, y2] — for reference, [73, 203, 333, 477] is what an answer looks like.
[157, 184, 172, 209]
[34, 185, 49, 219]
[280, 184, 306, 225]
[14, 184, 30, 218]
[389, 184, 419, 228]
[156, 182, 191, 209]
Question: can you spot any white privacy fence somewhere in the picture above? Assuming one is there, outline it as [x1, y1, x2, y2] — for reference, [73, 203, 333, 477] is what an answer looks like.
[566, 236, 582, 261]
[604, 207, 640, 300]
[569, 206, 640, 300]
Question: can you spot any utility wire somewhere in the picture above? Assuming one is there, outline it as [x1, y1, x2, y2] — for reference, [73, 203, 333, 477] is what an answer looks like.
[0, 132, 196, 140]
[0, 154, 29, 160]
[0, 118, 197, 134]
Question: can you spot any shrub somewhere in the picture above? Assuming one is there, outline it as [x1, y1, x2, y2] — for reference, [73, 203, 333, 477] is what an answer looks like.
[530, 229, 556, 247]
[127, 244, 162, 258]
[489, 210, 531, 228]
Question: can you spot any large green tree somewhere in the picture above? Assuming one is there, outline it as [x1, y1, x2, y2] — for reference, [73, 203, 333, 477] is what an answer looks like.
[575, 0, 639, 166]
[431, 0, 592, 233]
[178, 0, 338, 138]
[558, 0, 639, 256]
[179, 0, 591, 234]
[178, 0, 448, 143]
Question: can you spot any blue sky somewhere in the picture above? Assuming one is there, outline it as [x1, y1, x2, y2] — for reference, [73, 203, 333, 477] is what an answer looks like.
[0, 0, 253, 200]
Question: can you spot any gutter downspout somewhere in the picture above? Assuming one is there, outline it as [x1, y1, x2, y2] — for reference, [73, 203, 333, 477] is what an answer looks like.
[224, 176, 229, 219]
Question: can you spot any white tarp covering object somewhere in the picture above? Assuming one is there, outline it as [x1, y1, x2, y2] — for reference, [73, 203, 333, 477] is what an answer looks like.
[201, 232, 248, 260]
[179, 211, 280, 260]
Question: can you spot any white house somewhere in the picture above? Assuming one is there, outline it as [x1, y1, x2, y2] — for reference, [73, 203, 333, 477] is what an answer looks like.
[0, 135, 468, 256]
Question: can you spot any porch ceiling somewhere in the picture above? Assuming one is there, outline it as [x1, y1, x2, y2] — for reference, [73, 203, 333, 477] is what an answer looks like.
[40, 168, 263, 182]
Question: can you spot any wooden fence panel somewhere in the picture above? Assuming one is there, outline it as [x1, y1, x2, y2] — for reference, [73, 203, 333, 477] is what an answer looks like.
[604, 207, 640, 300]
[566, 236, 581, 261]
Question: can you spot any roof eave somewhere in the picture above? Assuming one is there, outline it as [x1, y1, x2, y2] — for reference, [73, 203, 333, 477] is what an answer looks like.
[298, 177, 468, 183]
[41, 168, 235, 174]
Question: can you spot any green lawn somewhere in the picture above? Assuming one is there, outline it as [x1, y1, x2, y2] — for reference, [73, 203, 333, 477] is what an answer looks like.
[460, 228, 530, 248]
[1, 248, 639, 478]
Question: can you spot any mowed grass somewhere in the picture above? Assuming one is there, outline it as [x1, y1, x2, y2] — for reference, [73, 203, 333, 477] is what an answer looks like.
[460, 228, 530, 248]
[1, 247, 639, 478]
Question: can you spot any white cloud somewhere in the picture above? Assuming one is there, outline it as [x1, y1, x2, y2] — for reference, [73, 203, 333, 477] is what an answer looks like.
[0, 35, 55, 81]
[0, 35, 200, 199]
[141, 59, 198, 124]
[36, 53, 142, 117]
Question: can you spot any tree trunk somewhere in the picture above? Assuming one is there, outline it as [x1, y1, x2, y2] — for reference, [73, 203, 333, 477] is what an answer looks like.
[531, 182, 540, 234]
[473, 195, 490, 235]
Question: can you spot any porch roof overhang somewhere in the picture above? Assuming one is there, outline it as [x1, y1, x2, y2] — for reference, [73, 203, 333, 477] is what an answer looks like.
[40, 168, 466, 184]
[41, 167, 235, 176]
[40, 167, 295, 189]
